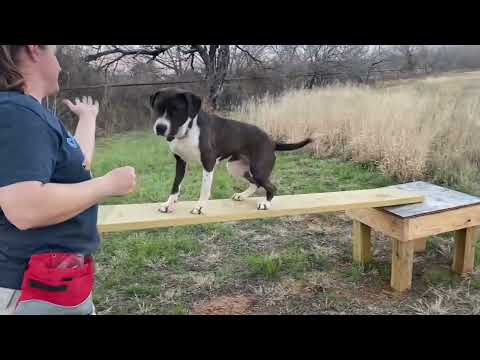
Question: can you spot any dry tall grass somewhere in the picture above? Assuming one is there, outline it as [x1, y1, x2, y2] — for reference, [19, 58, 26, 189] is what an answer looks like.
[233, 71, 480, 194]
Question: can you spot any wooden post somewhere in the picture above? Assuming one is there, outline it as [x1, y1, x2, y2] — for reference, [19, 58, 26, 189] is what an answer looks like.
[414, 237, 428, 253]
[391, 239, 415, 292]
[352, 220, 372, 265]
[452, 227, 478, 274]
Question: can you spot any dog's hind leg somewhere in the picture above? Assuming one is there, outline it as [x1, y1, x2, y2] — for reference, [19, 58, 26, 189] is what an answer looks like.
[249, 152, 277, 210]
[255, 179, 277, 210]
[232, 181, 258, 201]
[159, 155, 186, 213]
[228, 158, 258, 201]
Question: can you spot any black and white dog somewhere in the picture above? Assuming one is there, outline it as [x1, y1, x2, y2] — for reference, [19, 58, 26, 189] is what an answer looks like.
[150, 88, 312, 215]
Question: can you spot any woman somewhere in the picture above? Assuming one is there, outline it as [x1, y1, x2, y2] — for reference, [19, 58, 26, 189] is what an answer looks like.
[0, 45, 137, 315]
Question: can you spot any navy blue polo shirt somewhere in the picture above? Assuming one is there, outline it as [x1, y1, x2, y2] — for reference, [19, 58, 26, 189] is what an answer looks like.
[0, 91, 100, 289]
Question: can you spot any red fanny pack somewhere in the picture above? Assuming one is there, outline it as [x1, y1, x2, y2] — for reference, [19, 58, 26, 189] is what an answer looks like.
[16, 253, 95, 308]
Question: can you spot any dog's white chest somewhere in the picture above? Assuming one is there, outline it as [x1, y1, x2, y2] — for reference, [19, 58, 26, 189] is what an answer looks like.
[168, 124, 201, 163]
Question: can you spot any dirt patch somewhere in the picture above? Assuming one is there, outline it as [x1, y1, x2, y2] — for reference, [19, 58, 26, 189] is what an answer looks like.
[192, 295, 258, 315]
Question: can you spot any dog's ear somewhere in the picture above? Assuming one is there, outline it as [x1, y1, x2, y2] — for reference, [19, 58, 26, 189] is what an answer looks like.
[149, 92, 159, 108]
[182, 92, 202, 119]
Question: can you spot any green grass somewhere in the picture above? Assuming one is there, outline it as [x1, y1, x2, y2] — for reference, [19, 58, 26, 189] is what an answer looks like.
[90, 130, 400, 314]
[471, 277, 480, 290]
[340, 260, 391, 284]
[171, 303, 189, 315]
[342, 263, 366, 283]
[423, 268, 461, 287]
[245, 250, 329, 280]
[246, 254, 283, 279]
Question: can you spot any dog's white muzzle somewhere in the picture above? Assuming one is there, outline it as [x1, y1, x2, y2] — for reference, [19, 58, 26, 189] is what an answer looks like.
[153, 117, 171, 138]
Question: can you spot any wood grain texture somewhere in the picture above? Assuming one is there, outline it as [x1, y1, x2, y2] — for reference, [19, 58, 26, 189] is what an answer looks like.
[352, 220, 372, 264]
[391, 238, 415, 292]
[407, 204, 480, 240]
[414, 238, 428, 253]
[346, 208, 405, 240]
[452, 227, 478, 274]
[98, 187, 423, 233]
[348, 204, 480, 241]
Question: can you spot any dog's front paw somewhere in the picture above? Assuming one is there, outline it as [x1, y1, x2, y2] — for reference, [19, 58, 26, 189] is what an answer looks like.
[232, 193, 246, 201]
[257, 200, 272, 210]
[158, 202, 176, 213]
[190, 205, 204, 215]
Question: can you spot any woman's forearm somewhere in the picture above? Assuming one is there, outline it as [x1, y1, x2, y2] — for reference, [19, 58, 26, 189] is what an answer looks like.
[0, 177, 112, 230]
[74, 116, 96, 170]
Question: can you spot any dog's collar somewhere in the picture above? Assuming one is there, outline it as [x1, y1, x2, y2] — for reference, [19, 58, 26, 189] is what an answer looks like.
[174, 117, 195, 140]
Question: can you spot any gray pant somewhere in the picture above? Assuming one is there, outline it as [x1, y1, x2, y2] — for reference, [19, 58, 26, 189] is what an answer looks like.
[0, 287, 96, 315]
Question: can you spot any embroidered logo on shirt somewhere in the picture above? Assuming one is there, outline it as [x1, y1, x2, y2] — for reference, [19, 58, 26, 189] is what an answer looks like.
[66, 136, 78, 149]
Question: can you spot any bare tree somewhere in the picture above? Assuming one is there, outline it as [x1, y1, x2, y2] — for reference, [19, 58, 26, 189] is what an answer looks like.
[392, 45, 421, 72]
[229, 45, 269, 73]
[84, 45, 264, 110]
[289, 45, 388, 88]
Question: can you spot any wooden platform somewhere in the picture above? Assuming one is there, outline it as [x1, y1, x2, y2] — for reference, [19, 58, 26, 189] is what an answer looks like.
[97, 186, 424, 233]
[382, 181, 480, 218]
[347, 181, 480, 292]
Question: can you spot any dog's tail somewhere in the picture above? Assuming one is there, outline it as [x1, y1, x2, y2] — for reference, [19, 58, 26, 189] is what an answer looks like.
[275, 138, 313, 151]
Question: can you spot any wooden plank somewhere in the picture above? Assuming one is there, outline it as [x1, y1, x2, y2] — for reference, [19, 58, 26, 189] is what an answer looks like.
[97, 187, 423, 233]
[382, 181, 480, 219]
[391, 238, 415, 292]
[414, 237, 428, 253]
[346, 208, 405, 240]
[352, 220, 372, 264]
[407, 204, 480, 240]
[452, 226, 478, 274]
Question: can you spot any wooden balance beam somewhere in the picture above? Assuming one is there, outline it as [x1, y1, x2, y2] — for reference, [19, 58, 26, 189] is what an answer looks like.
[97, 186, 424, 233]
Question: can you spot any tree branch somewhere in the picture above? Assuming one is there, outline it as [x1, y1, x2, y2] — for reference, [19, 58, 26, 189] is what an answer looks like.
[84, 45, 175, 65]
[190, 53, 195, 71]
[103, 53, 127, 69]
[151, 57, 180, 72]
[235, 45, 263, 64]
[190, 45, 209, 65]
[369, 59, 386, 68]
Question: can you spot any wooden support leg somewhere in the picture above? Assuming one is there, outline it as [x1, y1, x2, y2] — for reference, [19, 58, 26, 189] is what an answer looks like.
[391, 239, 414, 292]
[452, 227, 478, 274]
[352, 220, 372, 265]
[414, 237, 428, 253]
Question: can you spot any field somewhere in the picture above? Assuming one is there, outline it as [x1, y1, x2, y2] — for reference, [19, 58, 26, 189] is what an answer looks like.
[91, 71, 480, 315]
[236, 70, 480, 195]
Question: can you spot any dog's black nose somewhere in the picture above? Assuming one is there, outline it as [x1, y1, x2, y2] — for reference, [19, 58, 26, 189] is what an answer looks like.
[155, 124, 167, 136]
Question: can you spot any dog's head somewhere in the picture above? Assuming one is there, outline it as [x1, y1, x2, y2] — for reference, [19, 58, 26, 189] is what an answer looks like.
[149, 88, 202, 142]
